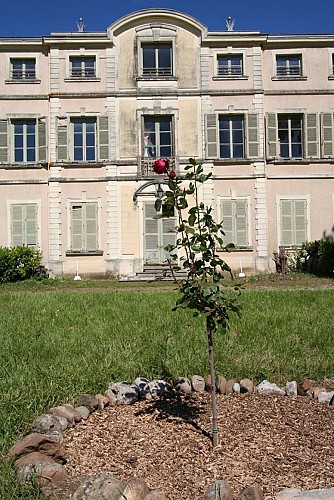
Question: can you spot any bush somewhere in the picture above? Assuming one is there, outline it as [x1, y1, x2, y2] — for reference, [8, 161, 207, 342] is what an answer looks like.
[0, 246, 46, 284]
[294, 240, 334, 277]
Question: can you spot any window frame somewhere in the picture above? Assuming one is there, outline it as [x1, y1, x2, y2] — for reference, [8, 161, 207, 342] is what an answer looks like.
[70, 117, 97, 162]
[272, 52, 307, 80]
[69, 56, 97, 79]
[277, 113, 303, 159]
[65, 52, 100, 81]
[277, 196, 310, 248]
[140, 42, 174, 78]
[142, 115, 174, 159]
[217, 54, 243, 77]
[6, 55, 40, 83]
[67, 200, 102, 255]
[218, 114, 245, 159]
[218, 197, 251, 248]
[7, 200, 41, 249]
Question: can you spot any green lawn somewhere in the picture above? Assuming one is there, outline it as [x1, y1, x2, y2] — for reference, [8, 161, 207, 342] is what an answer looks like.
[1, 276, 333, 498]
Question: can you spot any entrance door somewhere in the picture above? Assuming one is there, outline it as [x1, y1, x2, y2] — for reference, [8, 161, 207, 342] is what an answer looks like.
[144, 202, 176, 264]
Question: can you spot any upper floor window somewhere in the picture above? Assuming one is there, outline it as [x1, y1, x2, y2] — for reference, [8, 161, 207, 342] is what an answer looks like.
[276, 55, 302, 77]
[13, 119, 36, 162]
[142, 43, 172, 77]
[217, 55, 243, 76]
[72, 118, 96, 161]
[70, 56, 96, 78]
[278, 114, 303, 158]
[11, 58, 36, 80]
[143, 116, 173, 158]
[219, 115, 244, 159]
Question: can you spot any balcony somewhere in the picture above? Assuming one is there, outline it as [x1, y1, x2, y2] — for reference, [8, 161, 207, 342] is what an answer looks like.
[139, 157, 177, 177]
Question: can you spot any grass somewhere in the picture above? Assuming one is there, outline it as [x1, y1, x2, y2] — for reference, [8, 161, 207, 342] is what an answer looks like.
[0, 276, 333, 498]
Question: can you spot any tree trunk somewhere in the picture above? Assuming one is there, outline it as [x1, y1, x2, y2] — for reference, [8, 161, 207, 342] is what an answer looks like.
[207, 321, 219, 447]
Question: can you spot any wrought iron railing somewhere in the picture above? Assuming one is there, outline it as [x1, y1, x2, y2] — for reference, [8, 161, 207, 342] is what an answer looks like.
[142, 67, 172, 77]
[140, 157, 176, 177]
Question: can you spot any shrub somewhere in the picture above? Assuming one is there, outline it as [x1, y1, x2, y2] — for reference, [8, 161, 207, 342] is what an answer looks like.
[0, 246, 45, 284]
[294, 240, 334, 277]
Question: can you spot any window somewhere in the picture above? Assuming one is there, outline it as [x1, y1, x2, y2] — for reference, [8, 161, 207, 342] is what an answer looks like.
[143, 116, 173, 158]
[70, 56, 96, 78]
[276, 55, 302, 77]
[72, 118, 96, 161]
[10, 58, 36, 80]
[278, 114, 303, 158]
[0, 118, 46, 164]
[220, 199, 249, 247]
[219, 115, 244, 159]
[70, 202, 98, 252]
[217, 55, 243, 76]
[280, 199, 307, 246]
[10, 203, 38, 248]
[13, 119, 36, 162]
[206, 113, 259, 160]
[142, 43, 172, 77]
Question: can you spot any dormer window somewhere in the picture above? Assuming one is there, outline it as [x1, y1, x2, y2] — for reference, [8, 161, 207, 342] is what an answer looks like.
[276, 55, 302, 77]
[11, 58, 36, 80]
[217, 55, 243, 76]
[142, 43, 172, 77]
[70, 56, 96, 78]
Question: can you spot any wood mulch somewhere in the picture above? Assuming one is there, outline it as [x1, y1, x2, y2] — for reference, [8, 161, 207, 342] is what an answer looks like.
[64, 392, 334, 499]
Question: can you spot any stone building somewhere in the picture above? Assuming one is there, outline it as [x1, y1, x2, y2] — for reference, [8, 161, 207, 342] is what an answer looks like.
[1, 9, 334, 277]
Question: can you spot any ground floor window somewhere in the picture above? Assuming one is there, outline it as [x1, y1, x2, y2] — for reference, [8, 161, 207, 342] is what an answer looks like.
[10, 203, 38, 247]
[280, 198, 307, 246]
[70, 202, 98, 251]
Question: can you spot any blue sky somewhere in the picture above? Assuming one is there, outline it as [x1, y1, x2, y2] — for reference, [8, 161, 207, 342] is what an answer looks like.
[1, 0, 334, 37]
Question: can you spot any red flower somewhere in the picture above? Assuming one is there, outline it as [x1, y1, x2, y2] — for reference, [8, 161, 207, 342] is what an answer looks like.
[153, 159, 169, 174]
[168, 170, 176, 179]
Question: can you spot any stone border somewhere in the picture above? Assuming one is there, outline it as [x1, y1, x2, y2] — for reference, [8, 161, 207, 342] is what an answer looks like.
[6, 375, 334, 500]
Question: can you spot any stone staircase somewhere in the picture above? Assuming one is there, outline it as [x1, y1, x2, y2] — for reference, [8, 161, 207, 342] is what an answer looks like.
[119, 264, 187, 282]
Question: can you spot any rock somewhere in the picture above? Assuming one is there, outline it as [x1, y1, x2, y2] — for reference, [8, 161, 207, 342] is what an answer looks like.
[16, 452, 56, 467]
[49, 406, 76, 425]
[30, 414, 65, 436]
[7, 432, 66, 463]
[17, 462, 69, 487]
[203, 479, 234, 499]
[205, 375, 212, 392]
[143, 492, 168, 500]
[75, 406, 90, 420]
[191, 375, 205, 392]
[225, 379, 236, 395]
[285, 381, 298, 397]
[148, 379, 173, 398]
[240, 378, 254, 394]
[318, 391, 334, 404]
[77, 394, 99, 412]
[174, 377, 192, 394]
[236, 486, 265, 499]
[275, 488, 302, 499]
[120, 477, 150, 500]
[233, 382, 241, 393]
[63, 403, 82, 423]
[108, 382, 139, 404]
[275, 487, 334, 499]
[216, 375, 227, 394]
[256, 380, 285, 396]
[134, 377, 152, 400]
[95, 393, 110, 410]
[313, 387, 326, 400]
[72, 473, 124, 499]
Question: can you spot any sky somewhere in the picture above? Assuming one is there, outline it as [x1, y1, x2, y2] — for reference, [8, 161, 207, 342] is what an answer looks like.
[1, 0, 333, 38]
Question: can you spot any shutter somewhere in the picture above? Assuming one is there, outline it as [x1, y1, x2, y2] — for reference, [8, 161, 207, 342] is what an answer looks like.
[321, 113, 334, 158]
[25, 204, 38, 247]
[71, 204, 83, 250]
[162, 216, 176, 260]
[11, 205, 24, 247]
[280, 200, 293, 246]
[145, 203, 159, 262]
[266, 113, 278, 159]
[85, 202, 98, 250]
[235, 199, 248, 246]
[221, 200, 234, 245]
[305, 113, 319, 158]
[206, 114, 218, 159]
[246, 114, 259, 158]
[38, 118, 47, 163]
[57, 119, 68, 162]
[0, 119, 8, 163]
[98, 115, 109, 161]
[294, 199, 307, 245]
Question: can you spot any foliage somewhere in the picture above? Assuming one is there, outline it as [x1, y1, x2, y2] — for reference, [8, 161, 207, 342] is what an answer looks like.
[0, 246, 45, 284]
[157, 158, 241, 333]
[293, 240, 334, 277]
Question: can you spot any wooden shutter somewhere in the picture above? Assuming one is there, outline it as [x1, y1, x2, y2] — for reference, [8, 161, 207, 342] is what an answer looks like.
[266, 113, 278, 159]
[206, 114, 218, 159]
[246, 114, 259, 158]
[221, 200, 234, 245]
[144, 203, 159, 263]
[280, 199, 307, 246]
[162, 214, 176, 260]
[38, 118, 47, 162]
[98, 115, 109, 161]
[11, 204, 37, 247]
[235, 199, 248, 246]
[71, 204, 84, 250]
[57, 119, 68, 162]
[305, 113, 319, 158]
[294, 200, 307, 245]
[0, 119, 8, 163]
[85, 203, 98, 250]
[280, 200, 294, 246]
[321, 113, 334, 158]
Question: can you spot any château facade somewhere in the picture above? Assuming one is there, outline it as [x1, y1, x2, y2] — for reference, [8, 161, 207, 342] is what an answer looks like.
[1, 9, 334, 277]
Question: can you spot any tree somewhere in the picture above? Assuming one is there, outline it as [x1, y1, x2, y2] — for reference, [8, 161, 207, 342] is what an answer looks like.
[155, 158, 241, 447]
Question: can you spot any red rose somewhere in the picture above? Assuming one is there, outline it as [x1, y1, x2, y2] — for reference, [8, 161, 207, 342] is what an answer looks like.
[168, 170, 176, 179]
[153, 159, 168, 174]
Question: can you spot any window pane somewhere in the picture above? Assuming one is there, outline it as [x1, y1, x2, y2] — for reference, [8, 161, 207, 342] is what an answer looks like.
[280, 144, 289, 157]
[220, 145, 230, 158]
[26, 149, 36, 162]
[158, 46, 171, 69]
[27, 134, 35, 148]
[143, 46, 155, 68]
[233, 144, 244, 158]
[160, 146, 171, 157]
[86, 147, 95, 161]
[74, 134, 83, 146]
[74, 148, 83, 161]
[292, 144, 302, 157]
[14, 149, 23, 162]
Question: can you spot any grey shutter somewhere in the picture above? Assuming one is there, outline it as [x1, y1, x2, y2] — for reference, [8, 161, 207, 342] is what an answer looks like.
[25, 204, 38, 247]
[98, 115, 109, 161]
[221, 200, 234, 245]
[11, 205, 24, 247]
[235, 199, 248, 246]
[294, 200, 307, 245]
[38, 118, 47, 163]
[280, 199, 307, 246]
[246, 114, 259, 158]
[321, 113, 334, 158]
[206, 114, 218, 159]
[305, 113, 319, 158]
[71, 204, 83, 250]
[0, 119, 8, 163]
[85, 202, 98, 250]
[57, 119, 68, 162]
[266, 113, 278, 159]
[144, 203, 159, 263]
[11, 204, 37, 247]
[162, 215, 176, 260]
[280, 200, 293, 246]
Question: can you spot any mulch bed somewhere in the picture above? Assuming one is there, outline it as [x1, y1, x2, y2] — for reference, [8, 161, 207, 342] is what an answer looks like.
[64, 392, 334, 499]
